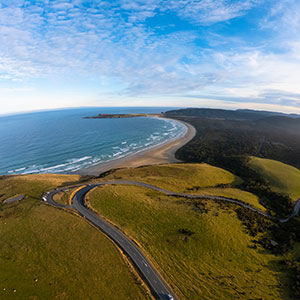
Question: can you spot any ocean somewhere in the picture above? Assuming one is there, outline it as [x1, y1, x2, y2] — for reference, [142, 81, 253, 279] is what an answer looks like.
[0, 107, 186, 175]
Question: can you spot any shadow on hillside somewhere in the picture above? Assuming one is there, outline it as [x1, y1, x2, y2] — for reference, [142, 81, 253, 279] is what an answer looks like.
[264, 258, 293, 300]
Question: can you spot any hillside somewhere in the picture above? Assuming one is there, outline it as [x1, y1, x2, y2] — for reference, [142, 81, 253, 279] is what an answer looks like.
[1, 163, 300, 299]
[100, 163, 265, 211]
[249, 157, 300, 201]
[88, 163, 300, 299]
[0, 175, 149, 300]
[87, 183, 287, 300]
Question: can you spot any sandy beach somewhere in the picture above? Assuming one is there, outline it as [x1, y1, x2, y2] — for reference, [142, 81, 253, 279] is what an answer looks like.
[78, 119, 196, 176]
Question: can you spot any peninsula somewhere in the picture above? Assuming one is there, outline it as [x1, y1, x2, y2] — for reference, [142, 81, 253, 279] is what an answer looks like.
[84, 113, 162, 119]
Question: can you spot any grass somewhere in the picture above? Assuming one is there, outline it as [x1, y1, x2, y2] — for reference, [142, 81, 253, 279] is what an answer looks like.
[87, 184, 290, 300]
[0, 163, 286, 299]
[197, 187, 266, 211]
[99, 163, 265, 211]
[249, 156, 300, 201]
[0, 175, 149, 300]
[52, 190, 73, 205]
[101, 163, 241, 191]
[0, 174, 81, 203]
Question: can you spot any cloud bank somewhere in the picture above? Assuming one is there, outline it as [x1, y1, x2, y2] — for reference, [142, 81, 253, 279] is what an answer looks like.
[0, 0, 300, 113]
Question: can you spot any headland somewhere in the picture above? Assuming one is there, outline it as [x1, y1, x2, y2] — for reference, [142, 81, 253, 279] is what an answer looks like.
[84, 113, 162, 119]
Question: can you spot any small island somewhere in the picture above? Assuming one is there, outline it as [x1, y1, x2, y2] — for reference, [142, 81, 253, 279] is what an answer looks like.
[84, 113, 163, 119]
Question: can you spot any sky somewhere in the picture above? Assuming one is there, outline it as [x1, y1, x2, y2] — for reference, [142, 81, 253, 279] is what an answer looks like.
[1, 0, 300, 115]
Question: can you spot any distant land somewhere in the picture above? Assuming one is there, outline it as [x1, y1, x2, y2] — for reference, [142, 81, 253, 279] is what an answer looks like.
[84, 113, 162, 119]
[165, 108, 300, 169]
[85, 108, 300, 121]
[164, 108, 300, 120]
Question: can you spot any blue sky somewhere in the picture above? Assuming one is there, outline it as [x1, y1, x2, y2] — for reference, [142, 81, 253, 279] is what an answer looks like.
[1, 0, 300, 114]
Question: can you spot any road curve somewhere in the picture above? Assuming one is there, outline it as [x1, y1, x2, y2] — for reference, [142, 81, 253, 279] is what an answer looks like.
[44, 180, 300, 300]
[279, 198, 300, 222]
[73, 185, 176, 300]
[45, 184, 178, 300]
[97, 180, 273, 219]
[103, 180, 299, 223]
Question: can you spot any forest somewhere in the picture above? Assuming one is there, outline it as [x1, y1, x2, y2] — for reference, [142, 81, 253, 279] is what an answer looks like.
[165, 108, 300, 168]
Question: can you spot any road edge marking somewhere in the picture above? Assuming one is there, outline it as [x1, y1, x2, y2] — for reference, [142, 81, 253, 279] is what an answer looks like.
[69, 185, 87, 205]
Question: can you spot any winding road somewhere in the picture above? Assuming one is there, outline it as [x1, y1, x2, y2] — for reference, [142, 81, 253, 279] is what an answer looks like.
[44, 180, 300, 300]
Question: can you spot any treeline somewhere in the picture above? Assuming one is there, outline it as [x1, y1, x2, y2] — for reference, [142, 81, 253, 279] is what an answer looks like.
[235, 206, 271, 237]
[220, 157, 298, 255]
[165, 110, 299, 217]
[224, 157, 300, 297]
[177, 130, 294, 217]
[282, 259, 300, 298]
[169, 114, 300, 169]
[220, 156, 293, 218]
[164, 107, 295, 120]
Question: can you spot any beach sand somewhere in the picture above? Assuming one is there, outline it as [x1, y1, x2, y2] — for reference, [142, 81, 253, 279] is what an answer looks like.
[78, 119, 196, 177]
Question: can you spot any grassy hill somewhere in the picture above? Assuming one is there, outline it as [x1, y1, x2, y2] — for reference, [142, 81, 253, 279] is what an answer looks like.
[1, 164, 297, 299]
[0, 174, 82, 202]
[0, 175, 149, 300]
[100, 163, 266, 211]
[249, 157, 300, 201]
[87, 184, 289, 300]
[195, 187, 265, 211]
[101, 163, 240, 191]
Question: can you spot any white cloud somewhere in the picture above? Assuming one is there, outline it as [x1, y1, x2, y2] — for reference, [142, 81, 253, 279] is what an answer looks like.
[261, 0, 300, 33]
[0, 0, 299, 114]
[188, 48, 300, 107]
[166, 0, 261, 25]
[0, 0, 262, 84]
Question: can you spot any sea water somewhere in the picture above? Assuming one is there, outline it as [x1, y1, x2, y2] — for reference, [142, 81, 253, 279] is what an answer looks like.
[0, 107, 186, 175]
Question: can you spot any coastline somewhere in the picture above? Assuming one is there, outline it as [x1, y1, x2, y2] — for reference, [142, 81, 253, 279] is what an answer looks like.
[77, 118, 196, 176]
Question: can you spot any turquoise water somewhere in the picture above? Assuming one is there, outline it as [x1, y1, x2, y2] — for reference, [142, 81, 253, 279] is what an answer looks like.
[0, 107, 186, 175]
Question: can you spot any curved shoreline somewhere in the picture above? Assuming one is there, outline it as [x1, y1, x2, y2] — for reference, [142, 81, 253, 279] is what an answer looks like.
[77, 118, 196, 176]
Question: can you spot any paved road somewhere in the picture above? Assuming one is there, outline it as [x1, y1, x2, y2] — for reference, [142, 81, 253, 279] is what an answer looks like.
[107, 179, 298, 223]
[44, 180, 300, 300]
[45, 184, 177, 300]
[257, 136, 266, 155]
[94, 180, 272, 219]
[279, 198, 300, 223]
[5, 194, 25, 204]
[73, 185, 176, 300]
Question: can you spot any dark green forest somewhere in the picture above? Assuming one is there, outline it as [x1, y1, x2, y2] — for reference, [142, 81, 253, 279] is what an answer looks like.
[165, 108, 300, 168]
